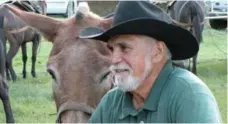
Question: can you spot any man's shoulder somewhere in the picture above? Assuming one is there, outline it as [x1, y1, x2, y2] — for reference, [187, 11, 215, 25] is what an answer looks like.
[99, 87, 124, 111]
[168, 67, 213, 96]
[101, 87, 124, 102]
[88, 88, 124, 123]
[171, 67, 203, 84]
[106, 87, 124, 98]
[167, 68, 222, 123]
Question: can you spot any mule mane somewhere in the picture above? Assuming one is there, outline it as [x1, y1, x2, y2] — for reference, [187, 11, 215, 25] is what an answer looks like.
[75, 2, 102, 21]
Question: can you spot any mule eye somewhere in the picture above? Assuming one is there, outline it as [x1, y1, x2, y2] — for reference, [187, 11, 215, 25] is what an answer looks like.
[47, 69, 56, 80]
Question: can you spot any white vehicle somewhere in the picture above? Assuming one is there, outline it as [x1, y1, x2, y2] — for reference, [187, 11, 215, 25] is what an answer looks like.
[46, 0, 78, 17]
[0, 0, 11, 4]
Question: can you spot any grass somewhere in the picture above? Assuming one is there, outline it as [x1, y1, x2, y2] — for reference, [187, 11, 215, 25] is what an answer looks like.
[0, 38, 56, 122]
[0, 26, 227, 122]
[197, 27, 227, 122]
[7, 73, 56, 122]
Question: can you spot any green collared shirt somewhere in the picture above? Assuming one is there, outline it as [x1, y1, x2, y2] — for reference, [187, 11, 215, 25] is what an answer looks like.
[89, 61, 222, 123]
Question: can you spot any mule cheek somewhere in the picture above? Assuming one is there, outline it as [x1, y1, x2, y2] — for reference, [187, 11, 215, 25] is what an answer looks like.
[61, 111, 90, 123]
[52, 81, 62, 108]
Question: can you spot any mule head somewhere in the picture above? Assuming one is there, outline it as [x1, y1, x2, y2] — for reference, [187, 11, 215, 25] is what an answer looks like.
[5, 2, 113, 123]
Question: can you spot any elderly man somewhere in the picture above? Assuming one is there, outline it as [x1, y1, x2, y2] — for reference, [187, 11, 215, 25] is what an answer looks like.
[80, 1, 222, 123]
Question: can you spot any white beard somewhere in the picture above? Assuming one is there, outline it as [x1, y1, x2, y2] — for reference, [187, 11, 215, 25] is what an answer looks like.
[113, 72, 141, 92]
[110, 52, 152, 92]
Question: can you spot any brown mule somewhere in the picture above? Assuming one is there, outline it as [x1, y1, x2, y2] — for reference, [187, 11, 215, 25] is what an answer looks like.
[0, 16, 14, 123]
[5, 2, 113, 123]
[0, 0, 47, 81]
[153, 1, 205, 74]
[168, 1, 205, 75]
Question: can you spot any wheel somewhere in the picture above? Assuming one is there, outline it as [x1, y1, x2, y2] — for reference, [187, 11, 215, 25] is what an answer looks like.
[64, 1, 74, 18]
[209, 19, 227, 30]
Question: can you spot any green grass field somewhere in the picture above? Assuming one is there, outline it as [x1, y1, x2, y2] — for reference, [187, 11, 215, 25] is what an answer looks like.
[0, 26, 227, 122]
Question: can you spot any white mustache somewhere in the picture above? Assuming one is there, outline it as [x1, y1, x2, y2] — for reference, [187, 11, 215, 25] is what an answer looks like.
[109, 64, 132, 74]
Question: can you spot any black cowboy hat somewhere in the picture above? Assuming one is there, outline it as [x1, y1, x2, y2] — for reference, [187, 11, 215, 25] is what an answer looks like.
[79, 1, 199, 60]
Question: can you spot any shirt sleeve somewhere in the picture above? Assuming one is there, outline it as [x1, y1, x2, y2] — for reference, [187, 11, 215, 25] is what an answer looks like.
[176, 92, 222, 123]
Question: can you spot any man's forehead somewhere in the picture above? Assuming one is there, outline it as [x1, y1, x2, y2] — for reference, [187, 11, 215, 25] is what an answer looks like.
[107, 35, 140, 45]
[107, 34, 156, 46]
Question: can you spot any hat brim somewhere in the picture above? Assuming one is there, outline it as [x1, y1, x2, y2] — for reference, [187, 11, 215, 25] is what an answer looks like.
[79, 18, 199, 60]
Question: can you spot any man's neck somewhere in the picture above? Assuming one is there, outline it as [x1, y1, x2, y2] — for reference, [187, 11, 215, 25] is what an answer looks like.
[131, 60, 167, 110]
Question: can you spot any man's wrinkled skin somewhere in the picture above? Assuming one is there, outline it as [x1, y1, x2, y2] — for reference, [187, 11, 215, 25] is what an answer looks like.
[108, 35, 168, 109]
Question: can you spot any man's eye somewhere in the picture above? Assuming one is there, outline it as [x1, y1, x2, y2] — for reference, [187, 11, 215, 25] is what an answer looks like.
[120, 45, 130, 53]
[120, 44, 129, 50]
[107, 45, 113, 52]
[120, 45, 127, 50]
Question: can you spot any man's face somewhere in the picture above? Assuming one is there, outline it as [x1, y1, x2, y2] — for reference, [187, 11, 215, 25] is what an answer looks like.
[108, 35, 156, 92]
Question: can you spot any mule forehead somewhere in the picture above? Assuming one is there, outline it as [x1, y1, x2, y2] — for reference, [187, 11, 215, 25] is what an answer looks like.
[48, 39, 111, 77]
[48, 14, 110, 57]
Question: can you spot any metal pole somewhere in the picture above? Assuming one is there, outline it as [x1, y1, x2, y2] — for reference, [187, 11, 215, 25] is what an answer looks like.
[205, 16, 228, 19]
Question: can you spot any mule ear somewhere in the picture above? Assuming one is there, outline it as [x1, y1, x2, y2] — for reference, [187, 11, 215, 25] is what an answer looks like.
[3, 5, 60, 42]
[75, 2, 90, 21]
[100, 18, 113, 30]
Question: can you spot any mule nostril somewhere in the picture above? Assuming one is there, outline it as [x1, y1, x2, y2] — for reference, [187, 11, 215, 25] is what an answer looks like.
[47, 69, 56, 80]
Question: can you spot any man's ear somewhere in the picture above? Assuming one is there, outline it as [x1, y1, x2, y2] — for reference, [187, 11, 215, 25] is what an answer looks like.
[151, 41, 166, 63]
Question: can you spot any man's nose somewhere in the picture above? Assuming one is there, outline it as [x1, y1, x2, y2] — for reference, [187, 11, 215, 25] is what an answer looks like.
[111, 51, 122, 64]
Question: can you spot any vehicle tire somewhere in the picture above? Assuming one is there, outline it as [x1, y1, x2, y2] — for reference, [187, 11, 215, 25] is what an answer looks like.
[209, 19, 227, 30]
[64, 1, 74, 18]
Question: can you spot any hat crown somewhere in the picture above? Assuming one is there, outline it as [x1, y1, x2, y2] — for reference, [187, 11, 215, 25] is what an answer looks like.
[79, 1, 199, 60]
[112, 1, 172, 27]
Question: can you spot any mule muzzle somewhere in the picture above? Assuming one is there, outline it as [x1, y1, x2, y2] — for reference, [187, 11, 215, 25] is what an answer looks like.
[56, 101, 94, 123]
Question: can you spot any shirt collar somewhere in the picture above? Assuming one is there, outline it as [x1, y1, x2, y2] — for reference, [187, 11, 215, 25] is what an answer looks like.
[119, 92, 139, 119]
[119, 60, 174, 119]
[143, 60, 173, 111]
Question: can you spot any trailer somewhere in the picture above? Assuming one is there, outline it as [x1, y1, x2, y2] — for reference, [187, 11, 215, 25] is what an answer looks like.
[205, 0, 227, 29]
[150, 0, 228, 30]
